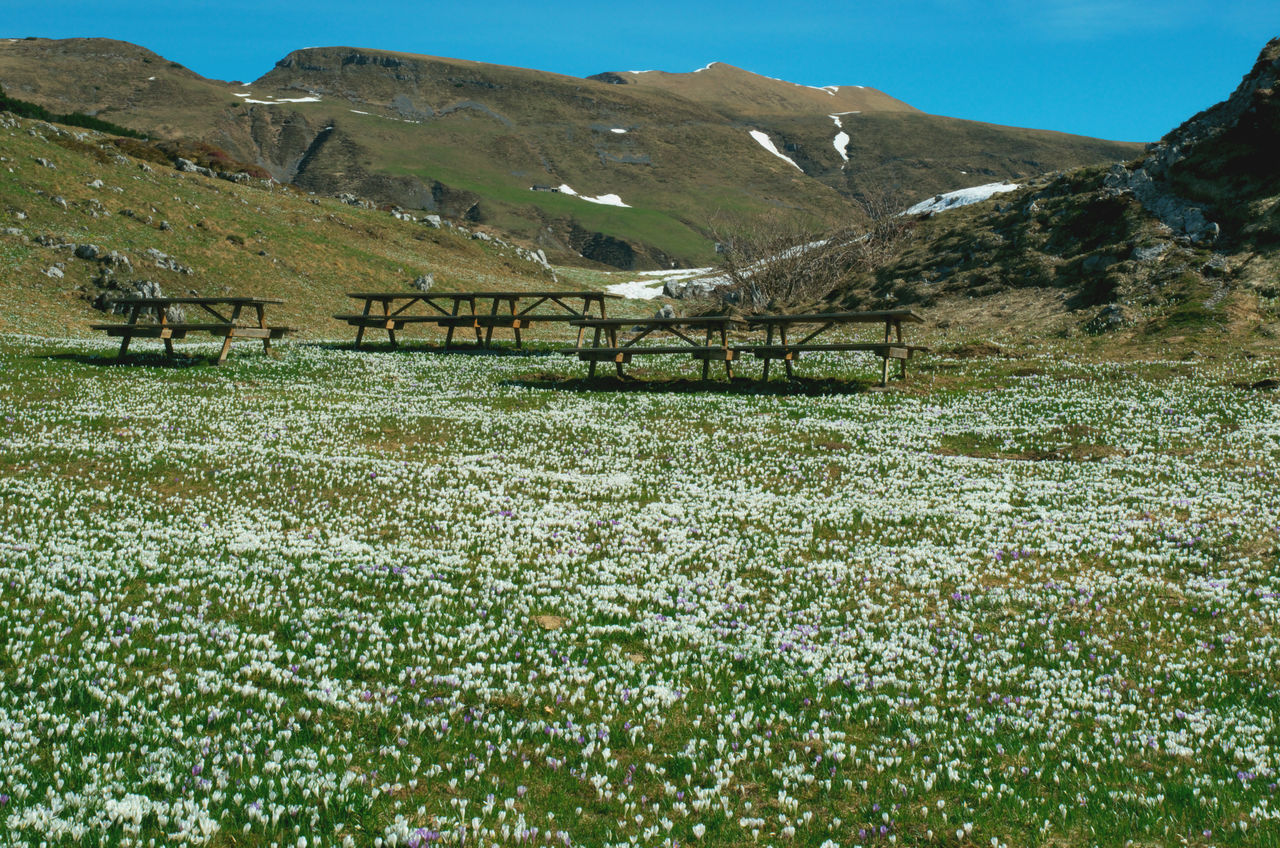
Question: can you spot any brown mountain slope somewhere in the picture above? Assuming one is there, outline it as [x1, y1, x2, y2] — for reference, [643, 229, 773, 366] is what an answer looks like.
[0, 38, 1142, 269]
[830, 38, 1280, 352]
[587, 61, 919, 117]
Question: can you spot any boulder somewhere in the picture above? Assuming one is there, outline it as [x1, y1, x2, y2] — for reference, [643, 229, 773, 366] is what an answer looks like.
[411, 273, 434, 292]
[1131, 243, 1169, 262]
[74, 244, 101, 261]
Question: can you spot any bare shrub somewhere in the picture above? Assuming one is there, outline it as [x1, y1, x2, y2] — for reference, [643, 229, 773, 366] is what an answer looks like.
[705, 183, 915, 314]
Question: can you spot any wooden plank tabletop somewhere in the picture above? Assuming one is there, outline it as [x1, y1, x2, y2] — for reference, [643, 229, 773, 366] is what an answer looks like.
[346, 291, 617, 300]
[570, 316, 747, 327]
[746, 310, 925, 324]
[103, 296, 285, 306]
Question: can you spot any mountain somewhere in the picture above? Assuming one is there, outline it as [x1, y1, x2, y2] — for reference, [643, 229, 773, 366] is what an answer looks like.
[0, 38, 1141, 269]
[832, 37, 1280, 351]
[0, 108, 559, 337]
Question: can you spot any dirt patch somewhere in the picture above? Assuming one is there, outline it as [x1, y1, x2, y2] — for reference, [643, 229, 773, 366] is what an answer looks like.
[944, 341, 1010, 359]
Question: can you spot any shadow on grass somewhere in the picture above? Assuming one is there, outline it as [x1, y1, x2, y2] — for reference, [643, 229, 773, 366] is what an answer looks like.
[503, 372, 889, 396]
[36, 351, 213, 369]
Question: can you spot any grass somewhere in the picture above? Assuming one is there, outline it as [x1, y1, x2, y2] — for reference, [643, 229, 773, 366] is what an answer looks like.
[0, 333, 1278, 847]
[0, 114, 560, 338]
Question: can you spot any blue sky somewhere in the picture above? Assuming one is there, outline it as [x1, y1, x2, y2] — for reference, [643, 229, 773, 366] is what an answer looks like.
[2, 0, 1274, 141]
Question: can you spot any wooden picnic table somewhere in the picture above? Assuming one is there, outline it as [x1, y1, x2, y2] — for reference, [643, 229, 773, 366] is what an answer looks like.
[745, 309, 927, 384]
[91, 296, 291, 364]
[337, 291, 614, 349]
[565, 315, 748, 379]
[565, 309, 928, 385]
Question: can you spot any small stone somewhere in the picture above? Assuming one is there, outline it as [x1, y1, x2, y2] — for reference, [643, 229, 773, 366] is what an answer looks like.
[1132, 243, 1169, 262]
[74, 244, 102, 260]
[86, 179, 104, 189]
[34, 157, 56, 169]
[2, 227, 22, 236]
[51, 196, 68, 210]
[411, 273, 434, 292]
[44, 266, 64, 279]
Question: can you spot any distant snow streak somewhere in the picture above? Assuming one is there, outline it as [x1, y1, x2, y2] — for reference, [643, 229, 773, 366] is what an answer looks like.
[234, 92, 322, 105]
[556, 184, 631, 208]
[829, 115, 849, 162]
[749, 130, 803, 172]
[904, 182, 1020, 215]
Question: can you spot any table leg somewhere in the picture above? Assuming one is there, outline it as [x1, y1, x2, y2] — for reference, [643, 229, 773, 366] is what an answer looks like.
[896, 321, 907, 380]
[256, 304, 271, 355]
[701, 326, 712, 381]
[610, 328, 623, 378]
[880, 320, 892, 387]
[782, 326, 794, 380]
[472, 298, 483, 347]
[161, 306, 174, 359]
[721, 325, 732, 379]
[509, 298, 521, 348]
[116, 302, 141, 363]
[444, 300, 460, 350]
[762, 325, 773, 381]
[383, 301, 397, 348]
[484, 298, 499, 347]
[588, 326, 600, 378]
[216, 304, 243, 365]
[355, 299, 371, 348]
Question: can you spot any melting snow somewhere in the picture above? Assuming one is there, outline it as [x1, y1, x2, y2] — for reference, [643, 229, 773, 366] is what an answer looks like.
[553, 184, 631, 208]
[610, 128, 628, 134]
[606, 267, 717, 300]
[606, 279, 667, 300]
[234, 93, 322, 105]
[904, 182, 1020, 215]
[582, 193, 629, 207]
[829, 115, 850, 163]
[749, 130, 803, 172]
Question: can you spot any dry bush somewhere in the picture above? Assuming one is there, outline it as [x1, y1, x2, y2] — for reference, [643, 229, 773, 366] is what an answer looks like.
[706, 185, 914, 314]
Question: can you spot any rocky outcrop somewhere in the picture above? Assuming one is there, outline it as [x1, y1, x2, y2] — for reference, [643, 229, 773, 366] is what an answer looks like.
[1102, 37, 1280, 244]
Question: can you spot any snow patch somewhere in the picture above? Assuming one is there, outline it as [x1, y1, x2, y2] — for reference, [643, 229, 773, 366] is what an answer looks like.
[554, 184, 630, 208]
[234, 92, 322, 105]
[606, 267, 717, 300]
[904, 182, 1020, 215]
[610, 128, 628, 134]
[829, 115, 849, 162]
[606, 279, 667, 300]
[749, 130, 803, 172]
[581, 193, 629, 208]
[350, 109, 370, 115]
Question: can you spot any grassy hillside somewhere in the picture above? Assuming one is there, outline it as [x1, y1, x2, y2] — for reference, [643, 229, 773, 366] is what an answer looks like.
[0, 39, 1143, 268]
[824, 39, 1280, 358]
[0, 113, 563, 338]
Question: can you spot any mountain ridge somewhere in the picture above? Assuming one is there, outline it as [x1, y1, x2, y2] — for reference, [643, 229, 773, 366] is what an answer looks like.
[0, 37, 1143, 268]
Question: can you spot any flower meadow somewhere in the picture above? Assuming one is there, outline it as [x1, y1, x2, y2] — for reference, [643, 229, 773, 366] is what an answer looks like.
[0, 336, 1278, 848]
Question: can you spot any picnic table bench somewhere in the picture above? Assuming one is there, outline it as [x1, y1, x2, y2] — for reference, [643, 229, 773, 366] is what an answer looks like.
[91, 297, 291, 364]
[745, 309, 928, 384]
[565, 315, 747, 379]
[337, 291, 613, 349]
[565, 309, 928, 384]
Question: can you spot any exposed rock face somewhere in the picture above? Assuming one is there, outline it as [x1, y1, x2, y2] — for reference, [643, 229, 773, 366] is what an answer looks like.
[1103, 37, 1280, 244]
